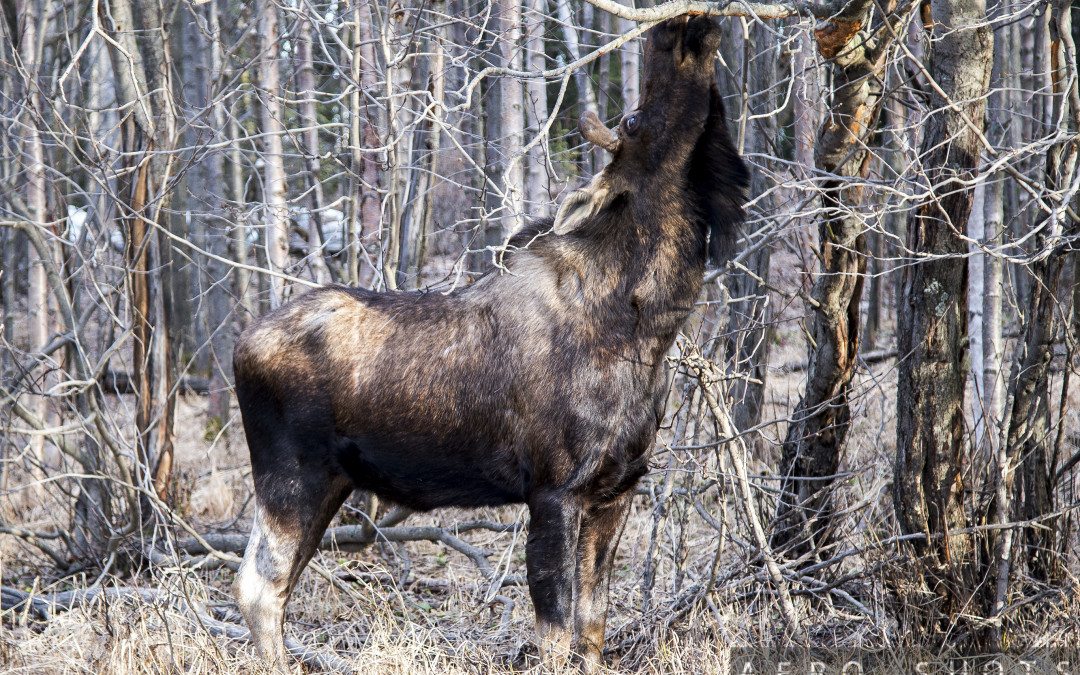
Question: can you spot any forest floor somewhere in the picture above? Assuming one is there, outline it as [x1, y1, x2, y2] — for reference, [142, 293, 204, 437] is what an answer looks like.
[3, 258, 1079, 673]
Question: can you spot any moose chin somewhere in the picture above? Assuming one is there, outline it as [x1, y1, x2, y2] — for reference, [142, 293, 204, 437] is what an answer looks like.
[232, 14, 748, 672]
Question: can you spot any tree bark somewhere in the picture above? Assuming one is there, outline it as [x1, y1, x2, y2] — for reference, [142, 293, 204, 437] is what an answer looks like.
[378, 1, 417, 290]
[982, 175, 1005, 448]
[774, 0, 899, 558]
[557, 0, 604, 172]
[525, 0, 550, 215]
[726, 19, 776, 449]
[500, 0, 525, 234]
[227, 113, 254, 324]
[894, 0, 992, 626]
[18, 0, 52, 470]
[297, 15, 332, 286]
[346, 2, 382, 288]
[203, 0, 234, 426]
[1005, 0, 1079, 586]
[258, 0, 290, 307]
[399, 2, 448, 284]
[102, 0, 180, 503]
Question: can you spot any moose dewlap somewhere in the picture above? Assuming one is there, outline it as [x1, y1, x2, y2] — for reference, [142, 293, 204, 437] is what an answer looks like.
[232, 14, 748, 672]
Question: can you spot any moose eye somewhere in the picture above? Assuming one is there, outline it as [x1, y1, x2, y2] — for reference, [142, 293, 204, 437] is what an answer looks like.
[622, 113, 641, 135]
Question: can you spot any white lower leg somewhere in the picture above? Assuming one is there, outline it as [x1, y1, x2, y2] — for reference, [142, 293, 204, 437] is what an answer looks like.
[234, 504, 297, 667]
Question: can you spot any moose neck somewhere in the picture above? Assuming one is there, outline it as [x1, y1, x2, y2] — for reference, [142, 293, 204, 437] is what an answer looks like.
[547, 183, 707, 358]
[626, 193, 708, 348]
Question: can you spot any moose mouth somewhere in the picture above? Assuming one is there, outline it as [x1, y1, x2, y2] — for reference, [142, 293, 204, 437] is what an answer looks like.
[580, 15, 723, 155]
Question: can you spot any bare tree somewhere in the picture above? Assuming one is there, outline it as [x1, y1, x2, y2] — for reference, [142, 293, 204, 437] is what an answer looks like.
[774, 0, 904, 558]
[103, 0, 181, 501]
[894, 0, 993, 625]
[525, 0, 551, 213]
[17, 0, 51, 470]
[257, 0, 291, 307]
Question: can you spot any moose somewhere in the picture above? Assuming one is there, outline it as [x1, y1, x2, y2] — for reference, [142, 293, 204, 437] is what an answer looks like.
[232, 14, 747, 672]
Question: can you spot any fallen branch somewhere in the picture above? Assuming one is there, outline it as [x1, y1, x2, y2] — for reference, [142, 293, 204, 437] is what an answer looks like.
[181, 520, 523, 582]
[100, 370, 211, 395]
[335, 570, 527, 592]
[0, 525, 70, 570]
[0, 585, 162, 620]
[490, 595, 516, 637]
[782, 349, 898, 373]
[0, 585, 355, 673]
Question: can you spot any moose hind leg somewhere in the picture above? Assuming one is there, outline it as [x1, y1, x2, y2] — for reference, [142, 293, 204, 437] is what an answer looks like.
[234, 473, 352, 668]
[573, 492, 633, 673]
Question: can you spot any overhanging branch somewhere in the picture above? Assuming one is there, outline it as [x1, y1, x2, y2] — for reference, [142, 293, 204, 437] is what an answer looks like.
[580, 0, 834, 21]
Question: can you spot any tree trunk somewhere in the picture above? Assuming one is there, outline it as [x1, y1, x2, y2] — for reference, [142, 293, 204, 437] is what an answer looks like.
[618, 0, 639, 108]
[894, 0, 992, 628]
[358, 13, 382, 288]
[774, 0, 895, 558]
[102, 0, 180, 504]
[482, 42, 504, 265]
[969, 176, 986, 431]
[791, 22, 818, 175]
[203, 0, 234, 427]
[557, 0, 603, 172]
[727, 19, 776, 450]
[525, 0, 550, 214]
[18, 0, 52, 470]
[297, 15, 332, 286]
[978, 4, 1009, 461]
[982, 176, 1005, 448]
[258, 0, 290, 307]
[1006, 0, 1079, 585]
[399, 2, 448, 284]
[227, 113, 254, 324]
[347, 2, 382, 288]
[378, 2, 416, 290]
[499, 0, 525, 234]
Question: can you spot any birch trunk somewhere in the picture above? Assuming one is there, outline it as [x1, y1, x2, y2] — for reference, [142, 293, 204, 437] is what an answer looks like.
[500, 0, 525, 233]
[981, 14, 1009, 453]
[297, 16, 332, 285]
[259, 0, 290, 307]
[525, 0, 550, 214]
[18, 0, 51, 469]
[556, 0, 603, 172]
[969, 179, 986, 435]
[618, 0, 639, 109]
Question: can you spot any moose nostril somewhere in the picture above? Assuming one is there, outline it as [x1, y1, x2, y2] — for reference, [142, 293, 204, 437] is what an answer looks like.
[680, 15, 722, 57]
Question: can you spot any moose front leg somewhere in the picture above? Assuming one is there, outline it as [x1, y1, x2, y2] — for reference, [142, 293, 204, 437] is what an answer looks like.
[573, 492, 633, 673]
[526, 489, 583, 668]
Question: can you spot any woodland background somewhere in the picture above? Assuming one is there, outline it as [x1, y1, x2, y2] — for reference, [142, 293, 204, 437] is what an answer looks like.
[1, 0, 1079, 671]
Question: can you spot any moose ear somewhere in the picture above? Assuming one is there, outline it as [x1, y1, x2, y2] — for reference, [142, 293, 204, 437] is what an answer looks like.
[553, 181, 610, 235]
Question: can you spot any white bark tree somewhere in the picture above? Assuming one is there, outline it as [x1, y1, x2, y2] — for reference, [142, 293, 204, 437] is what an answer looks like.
[258, 0, 290, 308]
[525, 0, 550, 213]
